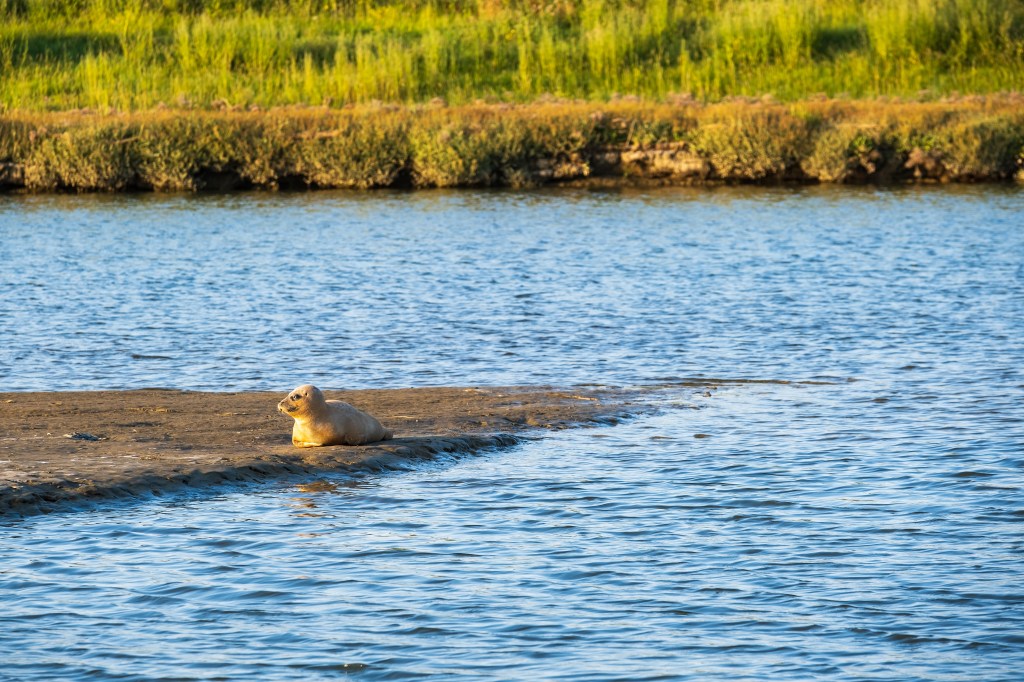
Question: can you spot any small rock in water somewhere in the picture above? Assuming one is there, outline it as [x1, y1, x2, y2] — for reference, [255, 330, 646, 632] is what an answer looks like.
[64, 432, 104, 441]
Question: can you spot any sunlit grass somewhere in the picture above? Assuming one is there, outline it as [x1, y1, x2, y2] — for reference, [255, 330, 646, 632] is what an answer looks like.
[2, 0, 1021, 190]
[0, 0, 1021, 111]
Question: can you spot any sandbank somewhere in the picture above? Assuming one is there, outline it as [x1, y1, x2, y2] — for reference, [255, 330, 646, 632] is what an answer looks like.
[0, 385, 645, 517]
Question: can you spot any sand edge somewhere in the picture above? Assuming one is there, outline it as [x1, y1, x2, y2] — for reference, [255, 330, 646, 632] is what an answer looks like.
[0, 385, 644, 517]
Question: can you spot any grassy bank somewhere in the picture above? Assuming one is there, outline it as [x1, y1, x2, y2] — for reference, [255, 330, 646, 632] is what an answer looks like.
[2, 97, 1022, 191]
[1, 0, 1022, 111]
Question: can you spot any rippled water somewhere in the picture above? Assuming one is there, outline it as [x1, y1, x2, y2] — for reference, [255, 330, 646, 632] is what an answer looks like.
[3, 186, 1020, 391]
[2, 186, 1023, 680]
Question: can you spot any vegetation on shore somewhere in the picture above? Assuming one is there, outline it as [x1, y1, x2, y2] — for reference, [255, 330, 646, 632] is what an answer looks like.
[2, 97, 1022, 191]
[1, 0, 1022, 191]
[1, 0, 1022, 111]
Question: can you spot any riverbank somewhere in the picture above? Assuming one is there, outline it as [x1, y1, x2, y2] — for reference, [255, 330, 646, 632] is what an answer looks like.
[2, 97, 1023, 192]
[0, 385, 647, 516]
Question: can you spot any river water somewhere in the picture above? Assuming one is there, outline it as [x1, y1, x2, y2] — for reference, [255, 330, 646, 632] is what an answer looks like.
[1, 186, 1022, 680]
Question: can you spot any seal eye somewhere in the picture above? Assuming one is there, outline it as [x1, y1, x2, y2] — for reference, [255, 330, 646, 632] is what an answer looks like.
[291, 394, 301, 401]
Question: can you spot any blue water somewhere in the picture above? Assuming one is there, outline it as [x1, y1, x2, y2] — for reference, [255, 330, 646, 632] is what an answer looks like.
[1, 186, 1023, 680]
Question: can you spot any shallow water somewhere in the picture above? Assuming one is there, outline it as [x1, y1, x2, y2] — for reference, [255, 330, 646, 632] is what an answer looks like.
[1, 186, 1023, 680]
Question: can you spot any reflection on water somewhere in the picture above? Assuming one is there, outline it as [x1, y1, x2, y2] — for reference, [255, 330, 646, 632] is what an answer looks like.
[1, 186, 1023, 680]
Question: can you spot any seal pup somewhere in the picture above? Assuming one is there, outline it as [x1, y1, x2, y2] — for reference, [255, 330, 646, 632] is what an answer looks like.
[278, 384, 393, 447]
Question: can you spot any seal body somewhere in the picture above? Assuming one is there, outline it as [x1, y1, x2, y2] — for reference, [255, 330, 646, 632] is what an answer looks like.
[278, 384, 394, 447]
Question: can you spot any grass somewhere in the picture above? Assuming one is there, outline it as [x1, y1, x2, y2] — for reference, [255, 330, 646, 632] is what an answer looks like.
[3, 97, 1022, 191]
[0, 0, 1022, 111]
[1, 1, 1021, 191]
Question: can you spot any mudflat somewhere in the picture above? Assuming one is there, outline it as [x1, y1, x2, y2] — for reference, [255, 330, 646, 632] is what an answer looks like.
[0, 386, 641, 516]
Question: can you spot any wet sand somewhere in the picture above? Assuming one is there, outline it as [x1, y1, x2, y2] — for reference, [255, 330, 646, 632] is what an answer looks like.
[0, 386, 644, 516]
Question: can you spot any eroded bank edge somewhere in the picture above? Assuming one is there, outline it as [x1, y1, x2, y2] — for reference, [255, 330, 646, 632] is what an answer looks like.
[0, 433, 526, 519]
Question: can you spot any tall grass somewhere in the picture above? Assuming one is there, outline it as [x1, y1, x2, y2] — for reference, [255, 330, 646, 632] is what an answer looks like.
[0, 0, 1021, 111]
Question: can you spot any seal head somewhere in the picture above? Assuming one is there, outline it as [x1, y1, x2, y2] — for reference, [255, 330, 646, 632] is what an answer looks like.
[277, 384, 323, 418]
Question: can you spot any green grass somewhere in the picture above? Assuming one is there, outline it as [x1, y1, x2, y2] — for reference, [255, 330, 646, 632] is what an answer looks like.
[1, 0, 1022, 111]
[2, 1, 1021, 191]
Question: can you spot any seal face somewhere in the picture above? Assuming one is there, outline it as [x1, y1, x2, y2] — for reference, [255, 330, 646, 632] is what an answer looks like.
[278, 384, 394, 448]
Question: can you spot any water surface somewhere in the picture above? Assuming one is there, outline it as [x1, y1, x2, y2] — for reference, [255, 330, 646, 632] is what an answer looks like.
[1, 186, 1022, 680]
[3, 186, 1020, 391]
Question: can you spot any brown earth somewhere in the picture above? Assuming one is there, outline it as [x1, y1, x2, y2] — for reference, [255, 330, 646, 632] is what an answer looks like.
[0, 385, 647, 517]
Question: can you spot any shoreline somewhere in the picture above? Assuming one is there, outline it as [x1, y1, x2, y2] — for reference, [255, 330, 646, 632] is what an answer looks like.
[0, 385, 647, 517]
[2, 98, 1022, 193]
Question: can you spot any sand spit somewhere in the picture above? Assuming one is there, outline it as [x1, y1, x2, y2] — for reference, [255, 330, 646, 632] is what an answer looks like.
[0, 386, 643, 517]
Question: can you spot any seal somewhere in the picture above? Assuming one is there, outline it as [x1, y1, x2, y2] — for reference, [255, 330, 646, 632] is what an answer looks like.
[277, 384, 394, 447]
